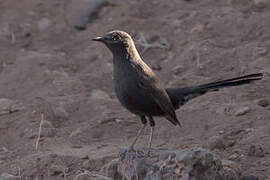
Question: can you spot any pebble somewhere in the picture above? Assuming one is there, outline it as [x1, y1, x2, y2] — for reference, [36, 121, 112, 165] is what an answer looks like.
[172, 65, 185, 75]
[151, 64, 162, 71]
[40, 128, 57, 137]
[82, 159, 103, 170]
[66, 0, 109, 30]
[248, 144, 265, 157]
[100, 159, 119, 179]
[253, 0, 268, 8]
[38, 18, 52, 32]
[0, 98, 15, 115]
[91, 89, 110, 99]
[41, 120, 54, 128]
[50, 165, 66, 176]
[255, 98, 269, 107]
[80, 155, 89, 159]
[74, 172, 112, 180]
[218, 130, 225, 135]
[242, 175, 259, 180]
[235, 106, 251, 116]
[253, 47, 268, 56]
[0, 173, 18, 180]
[74, 173, 90, 180]
[191, 24, 204, 34]
[54, 106, 69, 120]
[228, 153, 241, 160]
[209, 136, 235, 150]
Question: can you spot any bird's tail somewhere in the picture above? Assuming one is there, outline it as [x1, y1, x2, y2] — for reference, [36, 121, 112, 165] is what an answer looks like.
[166, 73, 263, 109]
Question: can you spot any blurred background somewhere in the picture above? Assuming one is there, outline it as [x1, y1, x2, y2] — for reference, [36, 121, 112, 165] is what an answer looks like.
[0, 0, 269, 179]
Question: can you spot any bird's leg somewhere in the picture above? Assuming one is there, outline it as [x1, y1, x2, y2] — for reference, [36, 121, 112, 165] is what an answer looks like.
[129, 116, 147, 151]
[148, 126, 154, 149]
[146, 116, 155, 155]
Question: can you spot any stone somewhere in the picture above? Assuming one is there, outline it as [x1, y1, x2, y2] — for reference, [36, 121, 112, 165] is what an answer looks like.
[101, 148, 241, 180]
[74, 172, 113, 180]
[227, 0, 254, 12]
[0, 98, 23, 116]
[172, 65, 185, 75]
[242, 175, 259, 180]
[253, 0, 268, 8]
[228, 153, 242, 161]
[82, 159, 104, 171]
[40, 128, 57, 137]
[69, 127, 88, 148]
[100, 159, 122, 179]
[0, 173, 18, 180]
[50, 165, 65, 176]
[41, 120, 54, 128]
[66, 0, 110, 30]
[91, 89, 110, 99]
[235, 106, 251, 116]
[191, 24, 204, 34]
[248, 145, 265, 157]
[54, 106, 69, 120]
[38, 18, 52, 32]
[209, 135, 235, 150]
[256, 98, 269, 107]
[222, 160, 241, 178]
[253, 47, 268, 56]
[151, 64, 162, 71]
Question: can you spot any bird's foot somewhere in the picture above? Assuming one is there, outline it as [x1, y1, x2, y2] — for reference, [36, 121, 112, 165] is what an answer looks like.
[129, 145, 135, 151]
[136, 147, 152, 158]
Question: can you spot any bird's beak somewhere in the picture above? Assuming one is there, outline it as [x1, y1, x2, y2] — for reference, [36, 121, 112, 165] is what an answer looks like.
[92, 36, 104, 42]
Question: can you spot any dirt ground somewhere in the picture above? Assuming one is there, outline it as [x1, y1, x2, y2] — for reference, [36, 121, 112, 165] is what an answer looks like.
[0, 0, 270, 179]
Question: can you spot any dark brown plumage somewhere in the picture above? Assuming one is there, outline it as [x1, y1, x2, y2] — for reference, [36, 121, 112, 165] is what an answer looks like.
[92, 30, 263, 150]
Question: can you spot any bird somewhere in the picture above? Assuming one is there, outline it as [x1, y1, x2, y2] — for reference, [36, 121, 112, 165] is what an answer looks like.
[92, 30, 263, 151]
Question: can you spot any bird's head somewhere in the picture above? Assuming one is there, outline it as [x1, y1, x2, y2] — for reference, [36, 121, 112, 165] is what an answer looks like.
[92, 30, 136, 56]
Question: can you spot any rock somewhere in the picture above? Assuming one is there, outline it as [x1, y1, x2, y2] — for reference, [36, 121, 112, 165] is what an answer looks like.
[209, 135, 235, 150]
[91, 89, 110, 99]
[235, 106, 251, 116]
[255, 98, 269, 107]
[0, 173, 18, 180]
[82, 159, 104, 171]
[41, 120, 54, 128]
[66, 0, 110, 30]
[40, 128, 57, 137]
[100, 159, 121, 179]
[222, 160, 241, 179]
[228, 153, 243, 161]
[227, 0, 254, 12]
[151, 64, 162, 71]
[54, 106, 69, 120]
[81, 155, 89, 160]
[253, 47, 268, 56]
[0, 98, 23, 116]
[0, 98, 13, 111]
[172, 65, 185, 75]
[101, 148, 241, 180]
[50, 165, 65, 176]
[69, 127, 89, 148]
[248, 145, 265, 157]
[74, 172, 112, 180]
[38, 18, 52, 32]
[253, 0, 268, 8]
[191, 24, 204, 34]
[242, 175, 259, 180]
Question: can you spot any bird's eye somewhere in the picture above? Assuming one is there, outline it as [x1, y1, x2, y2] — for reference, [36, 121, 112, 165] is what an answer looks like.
[112, 35, 119, 41]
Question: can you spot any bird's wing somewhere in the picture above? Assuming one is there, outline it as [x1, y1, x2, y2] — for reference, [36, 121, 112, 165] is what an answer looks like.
[135, 62, 182, 127]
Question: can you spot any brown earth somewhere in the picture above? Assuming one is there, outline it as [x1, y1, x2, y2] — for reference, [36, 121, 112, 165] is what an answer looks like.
[0, 0, 270, 179]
